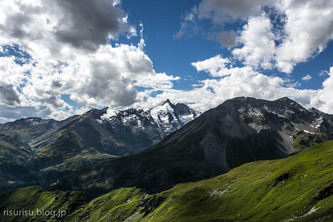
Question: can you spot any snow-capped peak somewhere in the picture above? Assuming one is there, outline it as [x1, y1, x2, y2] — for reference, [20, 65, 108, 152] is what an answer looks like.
[90, 100, 198, 139]
[149, 99, 198, 134]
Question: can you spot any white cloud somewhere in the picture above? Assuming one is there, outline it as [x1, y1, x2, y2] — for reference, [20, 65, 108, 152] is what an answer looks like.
[0, 0, 126, 51]
[302, 75, 312, 81]
[316, 67, 333, 113]
[0, 81, 20, 105]
[232, 0, 333, 73]
[232, 15, 277, 70]
[12, 42, 180, 112]
[191, 55, 232, 77]
[179, 0, 333, 74]
[218, 31, 237, 48]
[176, 0, 273, 45]
[197, 0, 272, 21]
[0, 104, 51, 123]
[275, 0, 333, 73]
[319, 70, 329, 77]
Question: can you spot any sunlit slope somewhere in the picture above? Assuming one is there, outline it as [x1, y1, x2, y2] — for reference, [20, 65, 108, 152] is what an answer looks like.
[144, 140, 333, 222]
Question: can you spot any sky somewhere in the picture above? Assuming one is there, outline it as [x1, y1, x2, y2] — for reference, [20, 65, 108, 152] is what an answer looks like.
[0, 0, 333, 123]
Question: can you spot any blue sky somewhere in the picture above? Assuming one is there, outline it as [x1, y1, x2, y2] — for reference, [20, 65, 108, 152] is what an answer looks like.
[0, 0, 333, 122]
[118, 0, 223, 89]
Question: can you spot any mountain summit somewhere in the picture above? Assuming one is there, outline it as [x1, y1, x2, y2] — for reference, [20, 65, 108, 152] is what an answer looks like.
[149, 99, 198, 135]
[96, 99, 199, 146]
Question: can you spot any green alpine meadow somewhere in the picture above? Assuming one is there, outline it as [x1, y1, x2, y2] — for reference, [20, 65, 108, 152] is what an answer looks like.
[1, 140, 333, 221]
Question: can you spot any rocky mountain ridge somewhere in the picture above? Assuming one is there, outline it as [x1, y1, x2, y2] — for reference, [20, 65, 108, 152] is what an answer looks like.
[53, 97, 333, 199]
[97, 99, 198, 141]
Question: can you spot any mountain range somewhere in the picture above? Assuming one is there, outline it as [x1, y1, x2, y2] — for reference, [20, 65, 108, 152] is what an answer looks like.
[1, 96, 333, 221]
[0, 100, 198, 193]
[52, 97, 333, 199]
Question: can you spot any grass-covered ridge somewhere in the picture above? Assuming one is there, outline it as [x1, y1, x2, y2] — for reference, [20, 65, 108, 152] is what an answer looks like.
[146, 139, 333, 222]
[2, 140, 333, 221]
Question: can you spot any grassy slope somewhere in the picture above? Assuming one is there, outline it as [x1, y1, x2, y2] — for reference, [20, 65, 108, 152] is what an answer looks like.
[2, 140, 333, 221]
[0, 186, 85, 222]
[26, 130, 118, 183]
[25, 116, 127, 184]
[75, 139, 333, 222]
[0, 135, 41, 193]
[66, 187, 146, 222]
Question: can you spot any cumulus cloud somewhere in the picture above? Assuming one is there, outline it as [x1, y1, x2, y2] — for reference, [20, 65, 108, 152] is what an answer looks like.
[191, 55, 232, 77]
[275, 0, 333, 73]
[316, 67, 333, 113]
[302, 75, 312, 81]
[0, 0, 126, 51]
[197, 0, 272, 21]
[0, 82, 20, 105]
[232, 0, 333, 73]
[52, 0, 123, 50]
[0, 104, 51, 123]
[176, 0, 272, 45]
[11, 42, 179, 113]
[218, 31, 237, 48]
[178, 0, 333, 74]
[232, 15, 277, 70]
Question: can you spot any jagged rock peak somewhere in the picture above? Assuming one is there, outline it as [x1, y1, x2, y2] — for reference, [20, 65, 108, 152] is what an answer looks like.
[117, 108, 144, 115]
[275, 97, 295, 102]
[309, 107, 323, 114]
[13, 117, 52, 126]
[82, 107, 109, 119]
[163, 99, 172, 105]
[222, 96, 302, 108]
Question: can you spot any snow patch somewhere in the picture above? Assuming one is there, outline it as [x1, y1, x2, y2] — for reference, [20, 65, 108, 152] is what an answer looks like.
[25, 118, 49, 125]
[178, 113, 194, 125]
[95, 119, 103, 124]
[101, 108, 116, 121]
[247, 107, 263, 116]
[209, 189, 229, 197]
[304, 130, 315, 134]
[304, 206, 318, 216]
